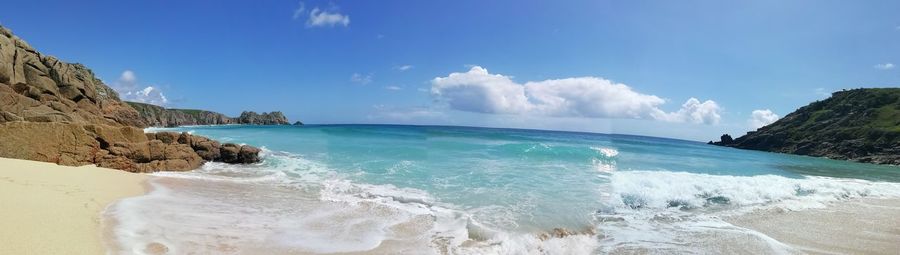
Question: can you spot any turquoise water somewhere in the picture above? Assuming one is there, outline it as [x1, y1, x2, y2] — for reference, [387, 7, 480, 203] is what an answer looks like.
[107, 125, 900, 254]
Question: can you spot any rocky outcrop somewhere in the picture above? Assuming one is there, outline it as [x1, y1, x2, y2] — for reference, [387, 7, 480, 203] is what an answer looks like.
[235, 111, 290, 125]
[709, 134, 734, 146]
[127, 101, 291, 127]
[0, 25, 261, 172]
[711, 88, 900, 165]
[0, 27, 144, 127]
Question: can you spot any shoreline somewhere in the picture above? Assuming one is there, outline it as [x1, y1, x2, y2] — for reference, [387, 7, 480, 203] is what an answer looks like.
[0, 157, 147, 255]
[726, 197, 900, 254]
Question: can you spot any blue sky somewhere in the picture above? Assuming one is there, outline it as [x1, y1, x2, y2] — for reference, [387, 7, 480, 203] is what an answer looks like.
[4, 0, 899, 141]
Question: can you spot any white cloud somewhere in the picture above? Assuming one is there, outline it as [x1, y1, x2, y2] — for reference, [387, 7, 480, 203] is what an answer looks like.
[396, 65, 413, 71]
[119, 70, 137, 87]
[113, 70, 168, 106]
[384, 85, 402, 91]
[126, 86, 168, 106]
[748, 109, 779, 129]
[350, 73, 373, 85]
[307, 7, 350, 27]
[430, 66, 722, 124]
[651, 98, 722, 125]
[874, 63, 895, 70]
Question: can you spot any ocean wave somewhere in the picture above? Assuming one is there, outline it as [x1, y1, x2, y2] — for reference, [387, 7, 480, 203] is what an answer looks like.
[595, 170, 900, 253]
[106, 149, 601, 255]
[605, 170, 900, 212]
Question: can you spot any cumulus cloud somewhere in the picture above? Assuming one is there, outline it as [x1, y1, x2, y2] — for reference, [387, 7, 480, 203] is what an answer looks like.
[113, 70, 168, 106]
[430, 66, 722, 124]
[350, 73, 373, 85]
[384, 85, 402, 91]
[749, 109, 779, 129]
[651, 98, 722, 125]
[874, 63, 895, 70]
[396, 65, 414, 71]
[292, 2, 349, 28]
[307, 8, 350, 27]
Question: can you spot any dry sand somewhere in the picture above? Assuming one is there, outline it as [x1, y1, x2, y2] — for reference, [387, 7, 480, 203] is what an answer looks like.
[0, 157, 146, 255]
[727, 198, 900, 255]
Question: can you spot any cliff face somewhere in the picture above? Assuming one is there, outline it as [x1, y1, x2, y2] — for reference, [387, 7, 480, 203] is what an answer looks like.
[0, 28, 144, 127]
[127, 101, 234, 127]
[713, 88, 900, 165]
[0, 25, 260, 172]
[127, 101, 291, 127]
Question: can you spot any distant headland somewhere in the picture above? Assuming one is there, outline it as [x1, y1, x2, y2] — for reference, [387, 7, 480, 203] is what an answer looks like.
[712, 88, 900, 165]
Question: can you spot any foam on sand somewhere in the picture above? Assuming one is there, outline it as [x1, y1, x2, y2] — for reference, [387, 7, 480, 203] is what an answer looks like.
[596, 170, 900, 253]
[0, 157, 147, 255]
[105, 151, 600, 254]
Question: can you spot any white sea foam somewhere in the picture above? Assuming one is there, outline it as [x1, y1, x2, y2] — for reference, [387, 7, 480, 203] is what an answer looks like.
[106, 149, 600, 255]
[596, 170, 900, 253]
[606, 171, 900, 211]
[591, 146, 619, 158]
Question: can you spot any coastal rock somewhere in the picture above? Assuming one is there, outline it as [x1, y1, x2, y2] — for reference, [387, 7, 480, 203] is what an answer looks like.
[711, 88, 900, 165]
[238, 145, 261, 164]
[708, 134, 734, 146]
[216, 143, 261, 164]
[220, 143, 241, 163]
[236, 111, 290, 125]
[0, 122, 260, 172]
[293, 121, 304, 125]
[0, 25, 263, 172]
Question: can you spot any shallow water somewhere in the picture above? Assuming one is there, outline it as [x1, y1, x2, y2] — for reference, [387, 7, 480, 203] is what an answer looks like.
[106, 125, 900, 254]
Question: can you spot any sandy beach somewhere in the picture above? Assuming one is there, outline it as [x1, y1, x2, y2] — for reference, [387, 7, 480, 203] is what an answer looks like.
[727, 198, 900, 254]
[0, 157, 147, 255]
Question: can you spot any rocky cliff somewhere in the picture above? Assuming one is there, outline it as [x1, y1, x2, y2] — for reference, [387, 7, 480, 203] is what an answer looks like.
[235, 111, 290, 125]
[711, 88, 900, 165]
[127, 101, 291, 127]
[127, 101, 234, 127]
[0, 25, 261, 172]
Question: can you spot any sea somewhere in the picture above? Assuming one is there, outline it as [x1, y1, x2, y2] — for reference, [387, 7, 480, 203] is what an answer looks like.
[103, 124, 900, 254]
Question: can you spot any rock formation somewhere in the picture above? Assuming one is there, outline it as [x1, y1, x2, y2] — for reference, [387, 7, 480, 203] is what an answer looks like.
[711, 88, 900, 165]
[127, 101, 291, 127]
[127, 101, 234, 127]
[0, 25, 261, 172]
[235, 111, 290, 125]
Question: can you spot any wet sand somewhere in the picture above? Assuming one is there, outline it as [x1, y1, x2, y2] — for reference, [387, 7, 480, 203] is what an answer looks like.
[0, 157, 147, 255]
[727, 198, 900, 255]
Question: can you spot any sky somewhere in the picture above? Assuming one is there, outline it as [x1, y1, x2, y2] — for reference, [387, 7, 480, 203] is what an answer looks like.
[3, 0, 899, 141]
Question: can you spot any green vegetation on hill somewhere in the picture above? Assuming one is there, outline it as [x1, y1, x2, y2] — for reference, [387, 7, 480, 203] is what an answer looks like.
[713, 88, 900, 165]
